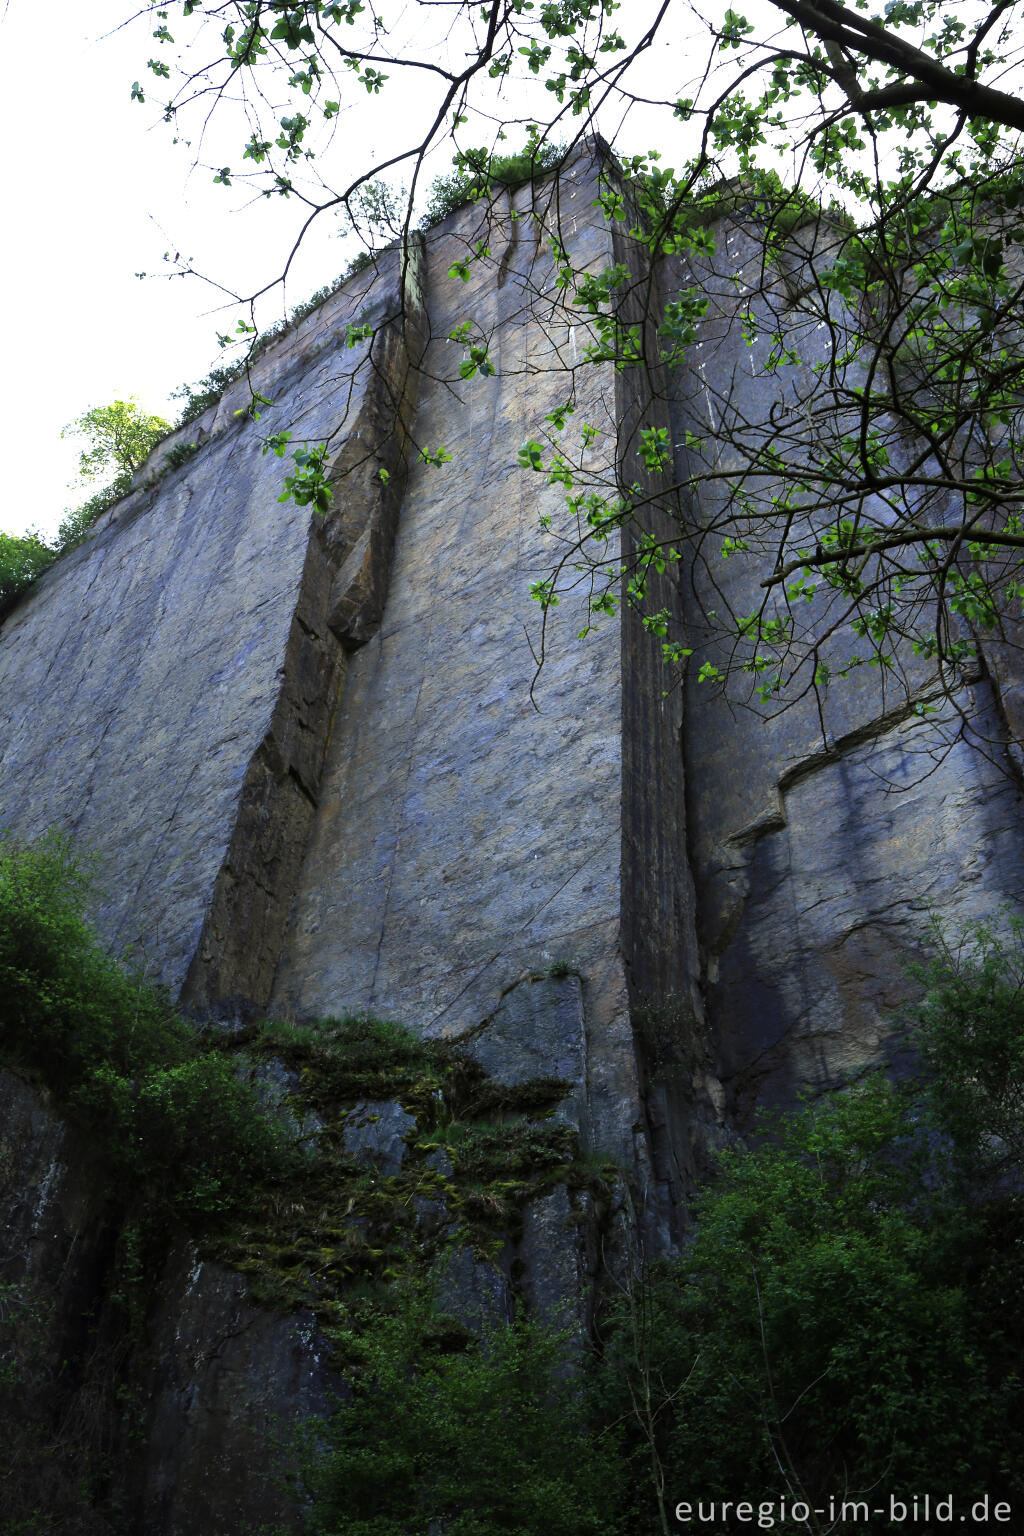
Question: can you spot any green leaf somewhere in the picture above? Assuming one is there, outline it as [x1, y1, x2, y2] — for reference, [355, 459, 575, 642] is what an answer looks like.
[518, 440, 545, 471]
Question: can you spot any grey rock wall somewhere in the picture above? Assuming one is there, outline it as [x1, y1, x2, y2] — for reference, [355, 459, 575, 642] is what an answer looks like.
[270, 150, 652, 1185]
[0, 148, 672, 1529]
[0, 1067, 334, 1535]
[0, 242, 425, 1010]
[135, 1249, 335, 1536]
[659, 214, 1024, 1138]
[3, 142, 1024, 1532]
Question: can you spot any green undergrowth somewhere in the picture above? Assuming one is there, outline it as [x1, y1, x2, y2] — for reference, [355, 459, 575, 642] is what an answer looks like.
[0, 830, 614, 1529]
[299, 1293, 617, 1536]
[8, 831, 1024, 1533]
[0, 831, 605, 1359]
[211, 1016, 603, 1357]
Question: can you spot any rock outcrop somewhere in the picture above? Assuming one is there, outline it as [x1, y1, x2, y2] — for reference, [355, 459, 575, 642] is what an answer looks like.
[2, 139, 1023, 1530]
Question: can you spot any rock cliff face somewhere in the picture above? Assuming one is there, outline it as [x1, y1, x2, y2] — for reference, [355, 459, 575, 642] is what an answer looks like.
[2, 141, 1024, 1529]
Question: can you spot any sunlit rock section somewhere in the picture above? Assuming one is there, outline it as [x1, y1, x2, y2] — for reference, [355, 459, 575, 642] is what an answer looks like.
[270, 147, 681, 1196]
[0, 242, 425, 1008]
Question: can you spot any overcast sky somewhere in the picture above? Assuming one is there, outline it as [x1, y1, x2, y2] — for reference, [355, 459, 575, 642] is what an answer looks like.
[0, 0, 749, 539]
[0, 0, 365, 536]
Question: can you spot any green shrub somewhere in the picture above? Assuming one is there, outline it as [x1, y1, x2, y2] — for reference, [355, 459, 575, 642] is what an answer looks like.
[422, 141, 565, 226]
[53, 486, 123, 550]
[160, 438, 201, 474]
[303, 1294, 618, 1536]
[252, 1012, 439, 1107]
[0, 531, 57, 616]
[593, 999, 1024, 1531]
[171, 361, 248, 425]
[911, 915, 1024, 1175]
[0, 832, 294, 1225]
[6, 829, 1024, 1534]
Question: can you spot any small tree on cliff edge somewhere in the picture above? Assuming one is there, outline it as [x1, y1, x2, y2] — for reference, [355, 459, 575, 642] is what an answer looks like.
[62, 399, 170, 501]
[2, 400, 170, 615]
[120, 1, 1024, 728]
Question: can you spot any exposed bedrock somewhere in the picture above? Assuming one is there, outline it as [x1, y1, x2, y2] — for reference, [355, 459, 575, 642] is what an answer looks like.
[2, 147, 1024, 1532]
[0, 238, 427, 1012]
[0, 1067, 336, 1536]
[659, 214, 1024, 1136]
[270, 149, 656, 1207]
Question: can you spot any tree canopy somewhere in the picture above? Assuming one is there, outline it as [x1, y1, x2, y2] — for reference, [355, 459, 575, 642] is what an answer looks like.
[62, 398, 171, 497]
[1, 399, 171, 617]
[118, 1, 1024, 722]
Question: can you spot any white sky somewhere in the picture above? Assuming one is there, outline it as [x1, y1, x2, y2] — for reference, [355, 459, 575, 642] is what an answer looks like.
[0, 0, 782, 539]
[0, 0, 368, 536]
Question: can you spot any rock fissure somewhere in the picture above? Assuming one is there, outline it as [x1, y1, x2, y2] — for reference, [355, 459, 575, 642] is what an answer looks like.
[4, 144, 1024, 1532]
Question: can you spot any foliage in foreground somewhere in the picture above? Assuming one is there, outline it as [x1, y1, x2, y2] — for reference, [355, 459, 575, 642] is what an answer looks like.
[302, 1300, 616, 1536]
[110, 0, 1024, 716]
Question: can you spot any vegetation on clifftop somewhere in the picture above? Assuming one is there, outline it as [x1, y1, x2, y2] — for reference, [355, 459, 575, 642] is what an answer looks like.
[0, 141, 569, 628]
[0, 401, 171, 620]
[91, 0, 1024, 728]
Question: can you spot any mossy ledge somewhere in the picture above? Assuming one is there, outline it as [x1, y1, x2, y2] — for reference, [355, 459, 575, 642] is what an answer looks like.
[0, 833, 622, 1530]
[207, 1013, 618, 1358]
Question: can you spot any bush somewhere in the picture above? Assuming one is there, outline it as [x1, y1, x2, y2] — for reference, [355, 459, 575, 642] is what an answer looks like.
[6, 830, 1024, 1534]
[0, 531, 57, 616]
[911, 915, 1024, 1175]
[171, 361, 248, 426]
[422, 141, 565, 226]
[593, 936, 1024, 1532]
[0, 832, 294, 1224]
[303, 1295, 618, 1536]
[53, 486, 123, 550]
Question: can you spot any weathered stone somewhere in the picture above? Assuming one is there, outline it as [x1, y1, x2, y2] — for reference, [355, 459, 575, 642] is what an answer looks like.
[662, 215, 1024, 1146]
[341, 1098, 416, 1174]
[0, 241, 426, 1017]
[464, 973, 587, 1131]
[0, 1068, 113, 1368]
[4, 142, 1024, 1533]
[517, 1185, 590, 1332]
[246, 1055, 324, 1145]
[136, 1247, 335, 1536]
[433, 1244, 512, 1334]
[0, 1070, 335, 1536]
